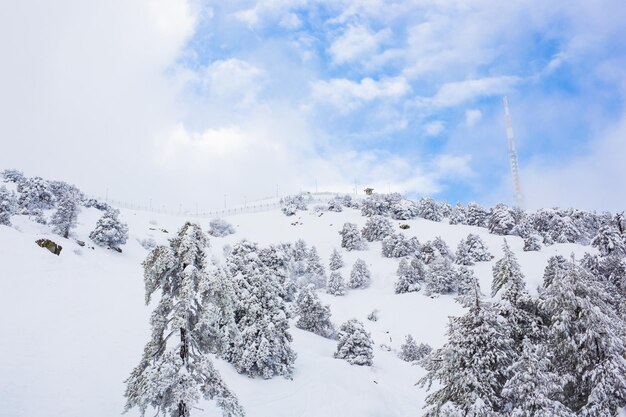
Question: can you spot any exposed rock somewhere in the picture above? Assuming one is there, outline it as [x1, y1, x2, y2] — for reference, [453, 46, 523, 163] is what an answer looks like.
[76, 240, 85, 247]
[399, 224, 410, 230]
[36, 239, 62, 255]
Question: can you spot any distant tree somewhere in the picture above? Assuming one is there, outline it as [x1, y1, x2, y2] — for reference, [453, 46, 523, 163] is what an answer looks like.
[542, 255, 568, 288]
[280, 194, 308, 216]
[488, 204, 516, 235]
[360, 194, 390, 217]
[124, 223, 244, 417]
[417, 197, 443, 222]
[591, 225, 626, 257]
[305, 246, 326, 288]
[295, 285, 336, 338]
[455, 234, 492, 265]
[259, 244, 297, 302]
[50, 183, 81, 238]
[292, 239, 308, 262]
[523, 234, 541, 251]
[208, 218, 235, 237]
[327, 271, 346, 296]
[327, 197, 343, 212]
[491, 240, 525, 299]
[1, 169, 24, 183]
[421, 236, 454, 263]
[424, 258, 457, 295]
[329, 248, 344, 271]
[334, 319, 374, 366]
[348, 259, 371, 289]
[390, 198, 419, 220]
[398, 334, 431, 362]
[456, 266, 480, 296]
[89, 208, 129, 250]
[17, 176, 54, 223]
[361, 215, 394, 242]
[448, 203, 466, 225]
[339, 222, 366, 251]
[465, 202, 488, 227]
[395, 257, 425, 294]
[0, 186, 17, 226]
[381, 233, 420, 258]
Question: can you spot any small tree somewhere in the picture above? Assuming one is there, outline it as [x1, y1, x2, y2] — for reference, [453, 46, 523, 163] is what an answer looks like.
[491, 240, 525, 300]
[361, 215, 394, 242]
[398, 334, 431, 362]
[305, 246, 326, 288]
[395, 257, 425, 294]
[381, 233, 420, 258]
[89, 208, 129, 250]
[295, 285, 335, 338]
[390, 199, 418, 220]
[327, 271, 346, 296]
[523, 234, 541, 251]
[542, 255, 567, 288]
[339, 222, 366, 251]
[417, 197, 443, 222]
[50, 183, 80, 239]
[208, 218, 235, 237]
[488, 203, 516, 235]
[455, 234, 492, 265]
[591, 225, 626, 257]
[0, 186, 17, 226]
[424, 258, 457, 295]
[465, 202, 488, 227]
[456, 266, 480, 296]
[329, 248, 344, 271]
[334, 319, 374, 366]
[448, 203, 466, 225]
[348, 259, 371, 289]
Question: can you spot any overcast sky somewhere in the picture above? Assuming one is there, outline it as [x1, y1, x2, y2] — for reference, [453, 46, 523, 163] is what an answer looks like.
[1, 0, 625, 212]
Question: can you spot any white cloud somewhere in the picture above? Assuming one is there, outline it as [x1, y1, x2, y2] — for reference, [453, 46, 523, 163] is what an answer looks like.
[431, 76, 520, 107]
[328, 24, 391, 65]
[310, 76, 409, 111]
[424, 121, 445, 136]
[465, 109, 482, 127]
[199, 59, 266, 107]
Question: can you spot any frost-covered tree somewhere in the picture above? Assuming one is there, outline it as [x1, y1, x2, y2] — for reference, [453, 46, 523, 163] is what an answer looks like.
[50, 183, 80, 238]
[292, 239, 308, 262]
[1, 169, 24, 183]
[420, 296, 515, 416]
[501, 339, 573, 417]
[17, 176, 54, 223]
[488, 204, 516, 235]
[456, 266, 480, 296]
[259, 244, 297, 302]
[398, 334, 432, 362]
[417, 197, 443, 222]
[538, 258, 626, 414]
[390, 198, 418, 220]
[339, 222, 366, 251]
[327, 197, 343, 212]
[327, 271, 346, 296]
[304, 246, 326, 288]
[422, 236, 454, 263]
[542, 255, 567, 288]
[591, 224, 626, 257]
[491, 240, 525, 300]
[0, 185, 17, 226]
[89, 208, 129, 250]
[455, 234, 492, 265]
[465, 202, 488, 227]
[280, 194, 308, 216]
[381, 233, 420, 258]
[523, 234, 541, 251]
[448, 203, 466, 225]
[124, 223, 244, 417]
[208, 218, 235, 237]
[394, 257, 425, 294]
[348, 259, 371, 289]
[328, 248, 344, 271]
[334, 319, 374, 366]
[226, 242, 296, 379]
[361, 215, 394, 242]
[360, 194, 390, 217]
[424, 258, 457, 295]
[295, 285, 335, 338]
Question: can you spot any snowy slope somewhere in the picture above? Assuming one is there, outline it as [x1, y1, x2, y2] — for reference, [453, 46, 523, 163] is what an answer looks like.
[0, 203, 595, 417]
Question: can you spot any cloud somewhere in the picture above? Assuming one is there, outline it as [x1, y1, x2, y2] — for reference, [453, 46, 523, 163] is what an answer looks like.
[424, 121, 445, 136]
[465, 109, 482, 127]
[310, 76, 410, 111]
[198, 59, 266, 107]
[328, 24, 391, 65]
[430, 76, 521, 108]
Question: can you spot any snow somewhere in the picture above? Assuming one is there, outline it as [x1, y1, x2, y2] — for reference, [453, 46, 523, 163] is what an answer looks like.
[0, 203, 597, 417]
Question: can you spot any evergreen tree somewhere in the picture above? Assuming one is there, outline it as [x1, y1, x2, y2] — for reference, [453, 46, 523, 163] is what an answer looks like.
[304, 246, 326, 288]
[491, 240, 525, 300]
[488, 204, 515, 235]
[124, 223, 244, 417]
[420, 296, 515, 416]
[448, 203, 466, 225]
[17, 176, 54, 223]
[542, 255, 567, 288]
[339, 222, 366, 251]
[89, 208, 129, 250]
[208, 218, 235, 237]
[398, 334, 431, 362]
[455, 234, 492, 265]
[334, 319, 374, 366]
[538, 258, 626, 414]
[424, 258, 457, 295]
[327, 197, 343, 212]
[591, 224, 626, 257]
[50, 183, 80, 238]
[292, 239, 308, 262]
[360, 194, 390, 217]
[0, 185, 17, 226]
[466, 202, 488, 227]
[456, 266, 480, 296]
[417, 197, 443, 222]
[327, 271, 346, 296]
[390, 198, 419, 220]
[381, 233, 420, 258]
[501, 339, 573, 417]
[259, 244, 297, 302]
[295, 285, 336, 338]
[348, 259, 371, 289]
[328, 248, 344, 271]
[361, 215, 394, 242]
[523, 234, 541, 251]
[394, 257, 425, 294]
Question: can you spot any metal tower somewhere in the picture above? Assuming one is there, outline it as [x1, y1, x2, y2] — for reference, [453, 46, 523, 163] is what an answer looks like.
[503, 96, 525, 209]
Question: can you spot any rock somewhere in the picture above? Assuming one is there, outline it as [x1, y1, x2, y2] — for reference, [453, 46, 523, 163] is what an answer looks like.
[76, 240, 85, 247]
[399, 224, 410, 230]
[111, 246, 122, 253]
[36, 239, 62, 255]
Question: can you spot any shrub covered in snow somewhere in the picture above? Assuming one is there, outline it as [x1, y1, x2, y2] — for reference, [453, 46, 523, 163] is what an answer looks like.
[0, 185, 17, 226]
[455, 234, 492, 265]
[280, 194, 308, 216]
[395, 257, 425, 294]
[327, 197, 343, 212]
[361, 215, 394, 242]
[382, 233, 420, 258]
[339, 222, 367, 251]
[348, 259, 371, 289]
[327, 271, 346, 296]
[329, 248, 344, 271]
[334, 319, 374, 366]
[89, 209, 129, 250]
[390, 199, 419, 220]
[360, 194, 390, 217]
[417, 197, 443, 222]
[295, 285, 335, 338]
[208, 218, 235, 237]
[424, 258, 457, 295]
[398, 335, 432, 362]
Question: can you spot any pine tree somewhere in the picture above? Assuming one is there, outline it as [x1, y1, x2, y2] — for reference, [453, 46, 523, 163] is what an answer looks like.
[208, 218, 235, 237]
[456, 266, 480, 296]
[420, 296, 515, 416]
[523, 234, 541, 251]
[381, 233, 420, 258]
[542, 255, 567, 288]
[304, 246, 326, 288]
[398, 334, 431, 362]
[491, 240, 525, 300]
[329, 248, 344, 271]
[430, 236, 454, 261]
[89, 208, 129, 250]
[390, 198, 419, 220]
[417, 197, 443, 222]
[424, 258, 457, 295]
[448, 203, 466, 225]
[501, 339, 573, 417]
[339, 222, 366, 251]
[259, 244, 297, 302]
[292, 239, 308, 262]
[361, 215, 394, 242]
[295, 285, 336, 338]
[334, 319, 374, 366]
[591, 225, 626, 257]
[360, 194, 390, 217]
[348, 259, 371, 289]
[16, 176, 54, 223]
[50, 183, 80, 239]
[488, 203, 516, 235]
[0, 185, 17, 226]
[538, 258, 626, 414]
[466, 202, 488, 227]
[124, 223, 244, 417]
[455, 234, 492, 265]
[394, 257, 425, 294]
[327, 271, 346, 296]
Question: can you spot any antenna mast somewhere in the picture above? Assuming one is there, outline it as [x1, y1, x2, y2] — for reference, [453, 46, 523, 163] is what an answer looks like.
[503, 96, 525, 209]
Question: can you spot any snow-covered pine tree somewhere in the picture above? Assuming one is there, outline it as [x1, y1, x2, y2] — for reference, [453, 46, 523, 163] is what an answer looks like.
[381, 233, 420, 258]
[501, 338, 573, 417]
[50, 183, 80, 238]
[488, 203, 516, 235]
[448, 203, 466, 225]
[394, 257, 425, 294]
[89, 208, 129, 250]
[305, 246, 326, 288]
[398, 334, 432, 362]
[591, 224, 626, 257]
[292, 239, 308, 262]
[0, 185, 17, 226]
[390, 198, 419, 220]
[456, 266, 480, 296]
[420, 295, 515, 416]
[334, 319, 374, 366]
[339, 222, 366, 251]
[208, 218, 235, 237]
[523, 234, 541, 251]
[16, 176, 54, 223]
[439, 201, 453, 218]
[1, 168, 24, 183]
[295, 285, 336, 338]
[465, 202, 488, 227]
[491, 240, 525, 300]
[348, 259, 371, 289]
[429, 236, 454, 261]
[327, 271, 346, 296]
[227, 241, 296, 379]
[542, 255, 567, 288]
[538, 258, 626, 414]
[360, 194, 390, 217]
[361, 215, 394, 242]
[259, 244, 297, 302]
[328, 248, 344, 271]
[424, 258, 457, 295]
[454, 234, 492, 265]
[124, 222, 244, 417]
[417, 197, 443, 222]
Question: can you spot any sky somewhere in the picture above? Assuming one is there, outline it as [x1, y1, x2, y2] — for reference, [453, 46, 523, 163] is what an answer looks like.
[1, 0, 625, 212]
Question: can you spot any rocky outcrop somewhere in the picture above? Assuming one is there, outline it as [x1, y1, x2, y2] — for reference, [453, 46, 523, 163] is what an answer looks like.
[36, 239, 62, 255]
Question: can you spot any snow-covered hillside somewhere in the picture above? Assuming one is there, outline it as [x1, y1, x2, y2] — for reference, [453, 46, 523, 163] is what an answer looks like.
[1, 187, 612, 417]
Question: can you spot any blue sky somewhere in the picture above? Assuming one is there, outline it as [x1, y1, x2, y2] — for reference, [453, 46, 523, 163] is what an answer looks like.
[1, 0, 625, 211]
